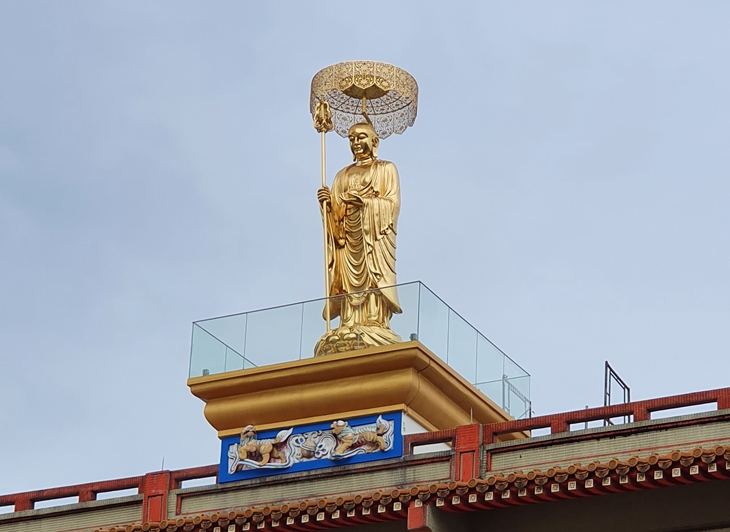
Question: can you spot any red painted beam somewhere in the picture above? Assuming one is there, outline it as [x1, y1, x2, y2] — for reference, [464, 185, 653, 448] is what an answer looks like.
[404, 429, 455, 454]
[169, 464, 218, 489]
[397, 388, 730, 450]
[0, 464, 218, 514]
[0, 475, 144, 512]
[484, 387, 730, 443]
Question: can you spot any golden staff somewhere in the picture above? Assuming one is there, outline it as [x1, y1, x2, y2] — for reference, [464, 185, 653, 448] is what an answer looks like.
[313, 98, 334, 330]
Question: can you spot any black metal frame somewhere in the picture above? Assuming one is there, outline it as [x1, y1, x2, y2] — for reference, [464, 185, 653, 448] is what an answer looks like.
[604, 361, 631, 426]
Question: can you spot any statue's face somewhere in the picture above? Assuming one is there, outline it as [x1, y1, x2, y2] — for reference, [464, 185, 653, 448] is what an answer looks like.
[348, 124, 378, 160]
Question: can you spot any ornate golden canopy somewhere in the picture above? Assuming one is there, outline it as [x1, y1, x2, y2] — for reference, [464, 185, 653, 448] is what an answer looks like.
[310, 61, 418, 139]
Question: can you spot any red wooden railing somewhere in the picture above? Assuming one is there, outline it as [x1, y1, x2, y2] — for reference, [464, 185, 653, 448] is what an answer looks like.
[403, 387, 730, 451]
[483, 387, 730, 443]
[3, 387, 729, 518]
[0, 464, 218, 517]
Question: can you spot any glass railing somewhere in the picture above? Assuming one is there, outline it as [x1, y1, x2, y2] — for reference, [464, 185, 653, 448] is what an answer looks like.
[189, 281, 531, 419]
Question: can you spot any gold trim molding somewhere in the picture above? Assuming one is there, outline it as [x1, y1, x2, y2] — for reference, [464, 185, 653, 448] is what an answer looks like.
[188, 341, 516, 439]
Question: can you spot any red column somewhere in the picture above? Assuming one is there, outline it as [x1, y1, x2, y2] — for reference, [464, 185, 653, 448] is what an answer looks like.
[717, 389, 730, 411]
[454, 424, 481, 482]
[13, 497, 32, 512]
[407, 503, 430, 532]
[633, 406, 650, 422]
[78, 490, 95, 503]
[550, 417, 569, 434]
[140, 471, 170, 523]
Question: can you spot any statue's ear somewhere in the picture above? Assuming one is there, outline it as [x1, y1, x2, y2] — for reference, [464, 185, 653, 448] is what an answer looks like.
[372, 136, 380, 147]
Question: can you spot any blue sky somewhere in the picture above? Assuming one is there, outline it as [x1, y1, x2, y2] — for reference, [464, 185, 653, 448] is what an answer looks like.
[1, 1, 729, 495]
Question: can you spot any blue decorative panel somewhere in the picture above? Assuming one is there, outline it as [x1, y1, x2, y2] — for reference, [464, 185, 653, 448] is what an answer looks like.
[219, 412, 403, 483]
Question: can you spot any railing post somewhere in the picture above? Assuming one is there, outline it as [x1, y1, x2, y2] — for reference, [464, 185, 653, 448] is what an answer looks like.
[717, 389, 730, 411]
[634, 406, 650, 422]
[454, 424, 481, 481]
[141, 471, 170, 523]
[14, 497, 32, 512]
[550, 418, 569, 434]
[78, 490, 95, 503]
[483, 425, 495, 445]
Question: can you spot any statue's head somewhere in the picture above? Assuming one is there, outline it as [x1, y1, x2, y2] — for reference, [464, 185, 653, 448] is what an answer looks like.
[348, 122, 379, 161]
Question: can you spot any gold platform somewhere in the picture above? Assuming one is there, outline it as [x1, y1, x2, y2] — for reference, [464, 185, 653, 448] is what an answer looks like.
[188, 341, 518, 438]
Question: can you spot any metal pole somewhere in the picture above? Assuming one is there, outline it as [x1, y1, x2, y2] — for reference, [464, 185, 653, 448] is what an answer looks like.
[314, 98, 333, 333]
[321, 130, 331, 331]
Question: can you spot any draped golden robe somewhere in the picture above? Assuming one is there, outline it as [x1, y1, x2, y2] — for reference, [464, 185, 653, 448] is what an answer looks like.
[315, 159, 402, 356]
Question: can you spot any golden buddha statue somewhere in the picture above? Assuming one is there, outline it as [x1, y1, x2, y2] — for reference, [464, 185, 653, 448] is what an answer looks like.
[314, 122, 402, 356]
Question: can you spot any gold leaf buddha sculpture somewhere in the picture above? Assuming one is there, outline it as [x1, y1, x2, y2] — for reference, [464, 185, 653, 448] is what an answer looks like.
[315, 122, 402, 356]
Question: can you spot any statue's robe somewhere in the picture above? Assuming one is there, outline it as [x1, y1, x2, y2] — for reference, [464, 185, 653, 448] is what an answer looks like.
[322, 158, 401, 336]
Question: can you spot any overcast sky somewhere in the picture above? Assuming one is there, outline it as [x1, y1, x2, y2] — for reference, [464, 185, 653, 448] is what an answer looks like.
[1, 1, 729, 496]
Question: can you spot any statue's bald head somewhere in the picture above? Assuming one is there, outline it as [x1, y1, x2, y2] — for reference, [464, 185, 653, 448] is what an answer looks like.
[348, 122, 379, 160]
[349, 122, 377, 138]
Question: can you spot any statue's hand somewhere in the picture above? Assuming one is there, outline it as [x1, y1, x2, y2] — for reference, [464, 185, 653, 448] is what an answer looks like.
[317, 186, 331, 206]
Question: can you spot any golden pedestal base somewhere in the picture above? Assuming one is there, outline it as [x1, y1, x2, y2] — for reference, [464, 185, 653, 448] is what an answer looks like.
[188, 341, 516, 439]
[314, 325, 402, 357]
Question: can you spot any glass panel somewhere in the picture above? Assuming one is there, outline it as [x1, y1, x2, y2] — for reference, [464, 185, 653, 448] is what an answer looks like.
[416, 284, 449, 362]
[503, 355, 529, 383]
[476, 334, 504, 386]
[244, 303, 305, 367]
[390, 281, 420, 342]
[188, 281, 531, 413]
[446, 309, 478, 383]
[196, 313, 247, 357]
[225, 346, 245, 373]
[476, 380, 504, 410]
[300, 298, 329, 360]
[189, 324, 227, 378]
[501, 375, 531, 419]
